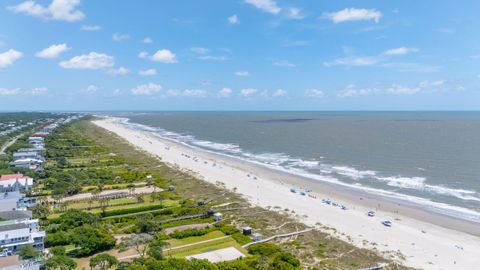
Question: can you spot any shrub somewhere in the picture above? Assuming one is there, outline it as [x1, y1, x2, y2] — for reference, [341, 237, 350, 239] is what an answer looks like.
[168, 227, 214, 239]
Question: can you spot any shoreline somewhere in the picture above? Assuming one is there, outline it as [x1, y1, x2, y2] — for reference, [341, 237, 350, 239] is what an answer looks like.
[93, 117, 480, 270]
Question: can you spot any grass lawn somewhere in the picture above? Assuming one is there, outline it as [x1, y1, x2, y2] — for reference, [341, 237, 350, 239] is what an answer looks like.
[167, 231, 225, 247]
[81, 182, 147, 192]
[88, 199, 178, 214]
[67, 196, 137, 210]
[170, 237, 248, 258]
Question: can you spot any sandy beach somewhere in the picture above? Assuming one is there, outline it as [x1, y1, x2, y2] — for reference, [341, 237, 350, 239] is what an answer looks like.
[94, 117, 480, 270]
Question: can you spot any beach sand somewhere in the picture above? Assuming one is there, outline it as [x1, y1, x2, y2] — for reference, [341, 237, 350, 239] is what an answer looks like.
[94, 117, 480, 270]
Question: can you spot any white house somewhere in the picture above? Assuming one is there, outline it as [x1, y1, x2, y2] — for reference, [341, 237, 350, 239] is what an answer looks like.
[9, 159, 43, 169]
[0, 211, 45, 256]
[12, 152, 43, 161]
[0, 175, 33, 192]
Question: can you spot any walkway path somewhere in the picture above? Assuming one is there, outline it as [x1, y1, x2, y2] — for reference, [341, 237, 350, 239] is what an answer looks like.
[0, 133, 24, 155]
[242, 228, 313, 248]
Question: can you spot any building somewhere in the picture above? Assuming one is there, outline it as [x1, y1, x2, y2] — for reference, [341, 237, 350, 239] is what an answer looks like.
[9, 159, 43, 170]
[0, 191, 36, 213]
[0, 174, 33, 193]
[12, 152, 43, 161]
[214, 212, 223, 222]
[27, 137, 44, 144]
[15, 148, 45, 153]
[242, 226, 252, 235]
[0, 211, 45, 256]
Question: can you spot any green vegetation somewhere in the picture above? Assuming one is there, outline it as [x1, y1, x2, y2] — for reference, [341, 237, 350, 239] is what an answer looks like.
[18, 245, 41, 260]
[90, 253, 119, 270]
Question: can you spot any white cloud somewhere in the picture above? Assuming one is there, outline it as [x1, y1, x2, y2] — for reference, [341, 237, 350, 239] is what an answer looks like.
[138, 51, 149, 59]
[273, 60, 295, 68]
[337, 84, 377, 98]
[142, 37, 153, 44]
[113, 33, 130, 41]
[383, 47, 419, 56]
[83, 85, 99, 94]
[281, 40, 310, 47]
[239, 88, 257, 98]
[305, 89, 324, 98]
[0, 88, 20, 96]
[0, 87, 48, 96]
[29, 87, 48, 95]
[198, 55, 227, 61]
[228, 14, 239, 24]
[131, 83, 162, 95]
[386, 84, 421, 95]
[218, 88, 232, 98]
[191, 47, 209, 54]
[191, 47, 227, 61]
[35, 43, 70, 59]
[180, 89, 207, 97]
[286, 8, 304, 19]
[59, 52, 114, 70]
[0, 49, 23, 68]
[81, 25, 101, 31]
[107, 67, 130, 76]
[323, 8, 382, 23]
[165, 89, 207, 98]
[244, 0, 281, 14]
[324, 56, 381, 67]
[338, 80, 447, 97]
[150, 49, 177, 63]
[8, 0, 85, 22]
[235, 71, 250, 77]
[138, 68, 157, 76]
[273, 89, 287, 97]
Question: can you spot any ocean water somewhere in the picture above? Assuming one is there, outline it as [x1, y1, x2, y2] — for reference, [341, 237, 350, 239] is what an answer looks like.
[113, 112, 480, 222]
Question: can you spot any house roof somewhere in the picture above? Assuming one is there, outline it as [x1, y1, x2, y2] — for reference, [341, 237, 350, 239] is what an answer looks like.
[0, 174, 24, 181]
[0, 211, 32, 221]
[0, 223, 29, 232]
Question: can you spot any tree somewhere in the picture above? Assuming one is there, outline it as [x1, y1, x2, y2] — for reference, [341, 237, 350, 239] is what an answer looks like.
[50, 246, 66, 256]
[121, 234, 154, 258]
[147, 239, 170, 260]
[18, 245, 40, 260]
[31, 204, 50, 220]
[89, 253, 119, 270]
[135, 214, 157, 233]
[46, 255, 77, 270]
[57, 209, 99, 231]
[70, 225, 116, 256]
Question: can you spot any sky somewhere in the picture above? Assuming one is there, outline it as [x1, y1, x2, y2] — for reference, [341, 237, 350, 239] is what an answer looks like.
[0, 0, 480, 111]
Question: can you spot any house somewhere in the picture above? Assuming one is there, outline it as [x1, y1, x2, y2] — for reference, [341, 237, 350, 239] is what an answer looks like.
[15, 148, 45, 153]
[0, 174, 33, 192]
[9, 159, 43, 170]
[12, 152, 43, 161]
[0, 211, 45, 255]
[27, 137, 43, 144]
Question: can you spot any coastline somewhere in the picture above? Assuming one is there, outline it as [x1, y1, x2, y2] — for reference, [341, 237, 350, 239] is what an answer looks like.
[93, 117, 480, 270]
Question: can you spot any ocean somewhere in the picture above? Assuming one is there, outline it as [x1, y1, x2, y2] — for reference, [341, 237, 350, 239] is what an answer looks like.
[110, 111, 480, 223]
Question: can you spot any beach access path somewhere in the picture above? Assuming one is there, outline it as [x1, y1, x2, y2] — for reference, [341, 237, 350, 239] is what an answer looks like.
[93, 117, 480, 270]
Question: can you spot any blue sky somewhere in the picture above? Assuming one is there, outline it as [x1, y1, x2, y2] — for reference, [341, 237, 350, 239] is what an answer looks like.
[0, 0, 479, 111]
